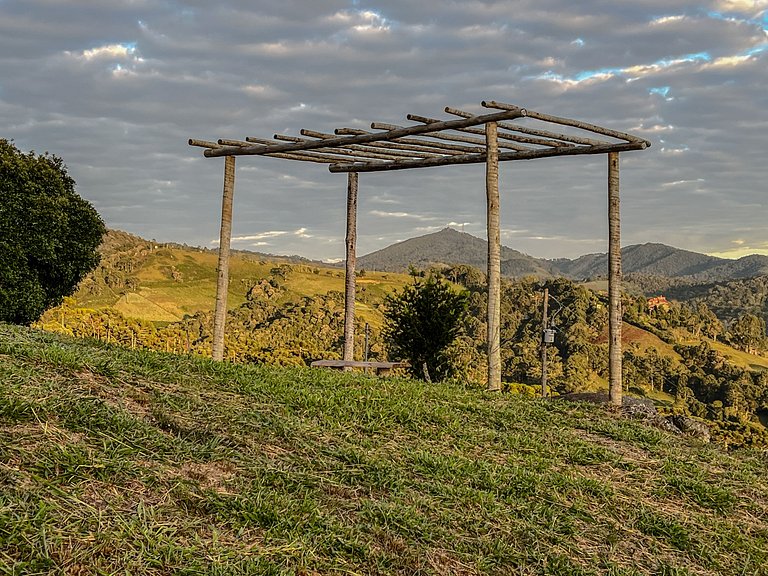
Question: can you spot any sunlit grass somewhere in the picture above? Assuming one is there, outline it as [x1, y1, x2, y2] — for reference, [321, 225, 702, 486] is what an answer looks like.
[73, 244, 411, 324]
[1, 323, 767, 575]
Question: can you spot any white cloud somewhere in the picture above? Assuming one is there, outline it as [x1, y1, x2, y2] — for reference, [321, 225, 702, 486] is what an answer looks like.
[650, 15, 687, 26]
[704, 53, 756, 67]
[714, 0, 768, 14]
[241, 84, 281, 98]
[80, 43, 137, 61]
[232, 231, 288, 242]
[709, 245, 768, 258]
[369, 210, 440, 222]
[661, 179, 706, 188]
[326, 9, 391, 34]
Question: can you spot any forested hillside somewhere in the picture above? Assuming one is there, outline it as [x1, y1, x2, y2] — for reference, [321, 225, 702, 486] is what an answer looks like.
[358, 228, 768, 281]
[664, 276, 768, 327]
[38, 230, 405, 366]
[556, 244, 704, 279]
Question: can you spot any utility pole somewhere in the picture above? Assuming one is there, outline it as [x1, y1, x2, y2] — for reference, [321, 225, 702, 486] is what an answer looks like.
[541, 287, 549, 397]
[364, 322, 370, 362]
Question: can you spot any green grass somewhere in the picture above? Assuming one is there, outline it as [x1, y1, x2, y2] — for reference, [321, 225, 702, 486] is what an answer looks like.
[707, 339, 768, 371]
[2, 323, 768, 575]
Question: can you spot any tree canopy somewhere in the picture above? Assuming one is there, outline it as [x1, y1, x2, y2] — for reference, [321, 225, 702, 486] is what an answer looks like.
[728, 313, 766, 353]
[383, 273, 468, 382]
[0, 139, 105, 324]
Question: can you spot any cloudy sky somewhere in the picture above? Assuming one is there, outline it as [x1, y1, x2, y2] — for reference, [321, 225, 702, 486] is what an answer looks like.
[1, 1, 766, 261]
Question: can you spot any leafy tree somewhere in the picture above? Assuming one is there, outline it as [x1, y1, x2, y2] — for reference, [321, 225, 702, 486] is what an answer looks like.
[383, 274, 468, 382]
[728, 313, 765, 353]
[0, 139, 105, 324]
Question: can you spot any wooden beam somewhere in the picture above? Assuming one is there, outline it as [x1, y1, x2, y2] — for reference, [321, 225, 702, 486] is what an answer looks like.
[482, 101, 651, 145]
[343, 172, 359, 364]
[328, 141, 647, 173]
[243, 137, 382, 164]
[230, 136, 406, 164]
[486, 121, 502, 392]
[470, 126, 574, 149]
[370, 121, 524, 151]
[408, 114, 530, 152]
[335, 128, 483, 154]
[212, 156, 236, 362]
[250, 135, 443, 162]
[202, 107, 526, 157]
[296, 130, 445, 159]
[608, 152, 622, 406]
[444, 107, 606, 146]
[409, 112, 572, 150]
[188, 139, 222, 149]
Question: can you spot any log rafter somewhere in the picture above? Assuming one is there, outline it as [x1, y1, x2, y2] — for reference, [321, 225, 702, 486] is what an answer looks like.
[190, 100, 650, 172]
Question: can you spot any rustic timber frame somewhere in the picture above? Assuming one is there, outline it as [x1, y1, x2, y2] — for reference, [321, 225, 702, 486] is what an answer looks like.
[190, 100, 650, 404]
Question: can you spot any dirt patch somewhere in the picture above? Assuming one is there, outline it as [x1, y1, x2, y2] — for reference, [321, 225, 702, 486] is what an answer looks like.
[73, 370, 152, 418]
[177, 461, 238, 493]
[1, 421, 85, 451]
[78, 475, 174, 511]
[425, 547, 479, 575]
[570, 428, 655, 465]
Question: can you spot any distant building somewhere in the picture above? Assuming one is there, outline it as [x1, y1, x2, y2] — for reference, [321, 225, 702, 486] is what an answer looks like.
[647, 295, 670, 311]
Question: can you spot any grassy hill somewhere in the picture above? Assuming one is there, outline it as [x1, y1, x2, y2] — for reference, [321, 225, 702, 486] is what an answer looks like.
[2, 324, 768, 575]
[75, 230, 410, 327]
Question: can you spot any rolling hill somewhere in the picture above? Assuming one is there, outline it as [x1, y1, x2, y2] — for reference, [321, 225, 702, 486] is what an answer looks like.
[35, 229, 768, 450]
[552, 243, 725, 280]
[74, 229, 410, 324]
[554, 243, 768, 282]
[359, 228, 768, 282]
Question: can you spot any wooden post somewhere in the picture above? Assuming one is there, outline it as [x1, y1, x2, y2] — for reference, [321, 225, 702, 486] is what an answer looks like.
[343, 172, 359, 364]
[486, 122, 502, 392]
[608, 152, 622, 405]
[541, 287, 549, 397]
[212, 155, 236, 362]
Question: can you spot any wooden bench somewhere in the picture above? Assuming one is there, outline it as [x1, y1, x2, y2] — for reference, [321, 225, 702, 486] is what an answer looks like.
[310, 360, 409, 376]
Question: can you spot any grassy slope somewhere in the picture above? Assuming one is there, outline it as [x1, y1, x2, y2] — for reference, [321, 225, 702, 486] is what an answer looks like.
[2, 325, 768, 575]
[707, 340, 768, 372]
[79, 244, 410, 327]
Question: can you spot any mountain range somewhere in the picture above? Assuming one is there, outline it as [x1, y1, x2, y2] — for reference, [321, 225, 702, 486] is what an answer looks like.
[359, 228, 768, 282]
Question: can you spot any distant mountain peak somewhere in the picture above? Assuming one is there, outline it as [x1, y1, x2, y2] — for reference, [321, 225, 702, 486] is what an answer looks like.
[359, 229, 554, 277]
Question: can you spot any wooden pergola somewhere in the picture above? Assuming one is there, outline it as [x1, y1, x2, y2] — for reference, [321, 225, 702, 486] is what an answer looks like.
[189, 100, 650, 403]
